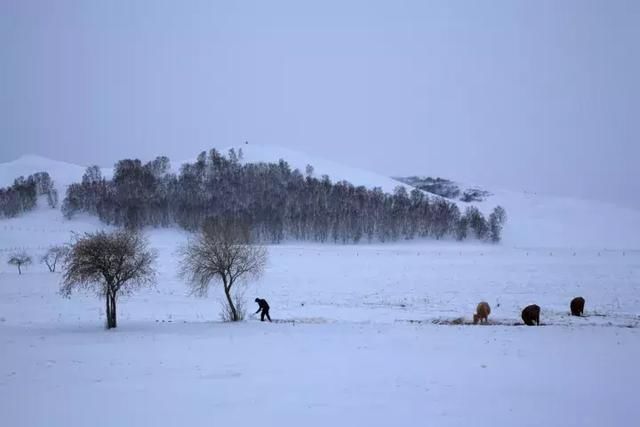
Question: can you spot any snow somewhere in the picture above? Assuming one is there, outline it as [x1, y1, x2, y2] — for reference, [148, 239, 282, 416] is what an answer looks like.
[2, 222, 640, 426]
[1, 150, 640, 426]
[231, 144, 640, 250]
[4, 228, 639, 326]
[3, 321, 638, 427]
[0, 200, 111, 256]
[236, 143, 413, 194]
[474, 188, 640, 250]
[0, 155, 112, 196]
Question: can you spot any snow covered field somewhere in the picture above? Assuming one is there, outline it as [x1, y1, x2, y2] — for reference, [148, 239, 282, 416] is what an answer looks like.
[3, 225, 639, 328]
[1, 153, 640, 426]
[3, 321, 639, 427]
[2, 228, 640, 426]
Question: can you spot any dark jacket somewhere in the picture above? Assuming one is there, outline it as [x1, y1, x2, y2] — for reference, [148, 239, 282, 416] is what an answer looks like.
[255, 298, 270, 311]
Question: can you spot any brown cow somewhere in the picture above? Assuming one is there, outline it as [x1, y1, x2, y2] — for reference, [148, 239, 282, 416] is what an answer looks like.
[473, 302, 491, 324]
[570, 297, 585, 316]
[521, 304, 540, 326]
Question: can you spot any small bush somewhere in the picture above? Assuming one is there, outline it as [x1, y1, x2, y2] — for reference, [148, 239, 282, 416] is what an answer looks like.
[220, 293, 247, 322]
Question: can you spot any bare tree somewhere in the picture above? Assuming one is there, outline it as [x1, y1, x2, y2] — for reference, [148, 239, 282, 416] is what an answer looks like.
[8, 251, 32, 275]
[60, 230, 156, 329]
[179, 219, 267, 322]
[488, 205, 507, 243]
[219, 291, 247, 322]
[305, 164, 314, 178]
[47, 188, 59, 209]
[40, 245, 69, 273]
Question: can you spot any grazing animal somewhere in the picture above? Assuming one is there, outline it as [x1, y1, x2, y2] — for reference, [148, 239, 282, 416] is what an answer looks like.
[570, 297, 585, 316]
[473, 302, 491, 324]
[521, 304, 540, 326]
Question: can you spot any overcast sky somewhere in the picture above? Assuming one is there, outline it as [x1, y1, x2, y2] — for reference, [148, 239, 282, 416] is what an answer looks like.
[1, 0, 638, 207]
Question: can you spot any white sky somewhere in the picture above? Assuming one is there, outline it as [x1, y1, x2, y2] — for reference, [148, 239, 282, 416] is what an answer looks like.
[1, 0, 638, 207]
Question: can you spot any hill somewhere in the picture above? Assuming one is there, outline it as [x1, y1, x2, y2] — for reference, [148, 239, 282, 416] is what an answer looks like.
[1, 146, 639, 249]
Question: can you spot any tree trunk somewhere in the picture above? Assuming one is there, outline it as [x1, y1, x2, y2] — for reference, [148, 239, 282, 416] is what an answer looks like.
[105, 293, 111, 329]
[18, 264, 21, 275]
[110, 293, 117, 328]
[223, 280, 238, 321]
[105, 290, 117, 329]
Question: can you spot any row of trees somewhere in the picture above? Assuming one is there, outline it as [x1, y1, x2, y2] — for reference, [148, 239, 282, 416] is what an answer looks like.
[61, 149, 507, 243]
[59, 224, 264, 329]
[0, 172, 58, 218]
[9, 224, 265, 329]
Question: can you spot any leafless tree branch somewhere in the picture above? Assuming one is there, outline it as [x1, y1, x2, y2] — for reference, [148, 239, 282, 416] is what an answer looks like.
[179, 219, 267, 321]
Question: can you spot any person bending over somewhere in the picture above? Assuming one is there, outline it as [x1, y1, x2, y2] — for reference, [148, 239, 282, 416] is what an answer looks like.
[254, 298, 271, 322]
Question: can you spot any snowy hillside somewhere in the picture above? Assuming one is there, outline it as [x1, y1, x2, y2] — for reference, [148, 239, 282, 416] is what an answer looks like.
[228, 144, 640, 250]
[1, 146, 640, 249]
[235, 144, 413, 194]
[0, 155, 112, 196]
[476, 189, 640, 249]
[0, 146, 412, 196]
